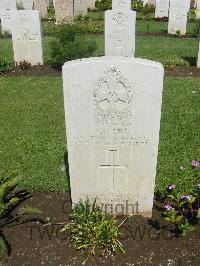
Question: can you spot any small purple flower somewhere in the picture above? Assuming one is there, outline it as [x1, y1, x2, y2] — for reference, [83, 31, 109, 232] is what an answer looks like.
[168, 184, 176, 190]
[181, 195, 192, 201]
[191, 160, 199, 168]
[165, 204, 173, 211]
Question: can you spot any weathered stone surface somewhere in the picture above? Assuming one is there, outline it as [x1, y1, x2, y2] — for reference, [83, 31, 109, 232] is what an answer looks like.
[148, 0, 156, 6]
[62, 57, 164, 217]
[74, 0, 88, 17]
[197, 35, 200, 68]
[0, 0, 16, 10]
[12, 10, 43, 65]
[168, 0, 189, 35]
[55, 0, 73, 23]
[155, 0, 170, 18]
[88, 0, 95, 10]
[1, 10, 15, 34]
[19, 0, 34, 10]
[105, 0, 136, 57]
[0, 0, 16, 18]
[34, 0, 48, 17]
[195, 0, 200, 19]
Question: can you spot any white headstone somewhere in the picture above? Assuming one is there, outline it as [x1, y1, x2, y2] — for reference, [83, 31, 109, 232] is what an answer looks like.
[62, 57, 164, 217]
[12, 10, 43, 65]
[1, 10, 15, 34]
[19, 0, 34, 10]
[0, 0, 16, 10]
[168, 0, 189, 35]
[197, 35, 200, 68]
[195, 0, 200, 19]
[155, 0, 170, 18]
[148, 0, 156, 6]
[88, 0, 95, 10]
[142, 0, 148, 6]
[0, 0, 16, 18]
[55, 0, 73, 23]
[34, 0, 48, 17]
[73, 0, 88, 17]
[105, 0, 136, 57]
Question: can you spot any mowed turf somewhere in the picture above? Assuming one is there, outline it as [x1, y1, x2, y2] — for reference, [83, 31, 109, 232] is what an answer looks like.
[0, 35, 199, 66]
[0, 76, 199, 193]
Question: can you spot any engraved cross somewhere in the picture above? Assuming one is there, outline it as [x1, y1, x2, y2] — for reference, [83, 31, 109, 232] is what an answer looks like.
[100, 150, 126, 191]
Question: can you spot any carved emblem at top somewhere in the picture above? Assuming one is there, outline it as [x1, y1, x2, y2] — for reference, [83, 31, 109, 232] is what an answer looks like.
[94, 66, 133, 123]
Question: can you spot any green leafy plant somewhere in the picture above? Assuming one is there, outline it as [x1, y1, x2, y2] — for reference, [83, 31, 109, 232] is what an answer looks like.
[146, 23, 150, 33]
[17, 60, 31, 70]
[0, 173, 41, 254]
[175, 30, 181, 37]
[75, 14, 91, 21]
[193, 19, 200, 37]
[188, 9, 196, 21]
[61, 199, 124, 256]
[163, 61, 177, 70]
[163, 160, 200, 236]
[80, 21, 104, 34]
[132, 0, 144, 12]
[95, 0, 112, 11]
[0, 57, 9, 73]
[50, 23, 97, 68]
[1, 31, 11, 38]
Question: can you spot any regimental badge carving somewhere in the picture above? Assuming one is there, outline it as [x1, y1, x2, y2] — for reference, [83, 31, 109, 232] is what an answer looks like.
[94, 66, 133, 123]
[113, 12, 127, 25]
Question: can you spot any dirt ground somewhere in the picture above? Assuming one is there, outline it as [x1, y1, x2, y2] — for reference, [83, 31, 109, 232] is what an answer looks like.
[1, 192, 200, 266]
[1, 65, 200, 78]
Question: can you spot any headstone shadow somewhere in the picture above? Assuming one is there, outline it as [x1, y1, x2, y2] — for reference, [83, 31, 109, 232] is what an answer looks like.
[182, 57, 196, 66]
[64, 150, 72, 206]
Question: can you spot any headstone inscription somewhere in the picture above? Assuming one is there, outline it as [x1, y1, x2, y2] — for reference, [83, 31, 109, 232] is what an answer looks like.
[155, 0, 170, 18]
[0, 0, 16, 18]
[54, 0, 73, 23]
[105, 0, 136, 57]
[168, 0, 189, 35]
[1, 10, 15, 34]
[34, 0, 48, 17]
[12, 10, 44, 65]
[62, 57, 164, 217]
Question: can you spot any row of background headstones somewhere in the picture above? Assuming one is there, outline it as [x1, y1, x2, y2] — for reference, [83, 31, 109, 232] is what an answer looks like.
[1, 0, 200, 34]
[0, 0, 200, 68]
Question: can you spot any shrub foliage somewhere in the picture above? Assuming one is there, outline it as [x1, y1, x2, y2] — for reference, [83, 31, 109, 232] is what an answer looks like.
[0, 57, 9, 73]
[50, 23, 97, 68]
[0, 173, 41, 254]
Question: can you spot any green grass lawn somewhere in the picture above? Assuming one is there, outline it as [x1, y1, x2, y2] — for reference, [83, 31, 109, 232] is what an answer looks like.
[40, 18, 197, 36]
[86, 11, 197, 34]
[0, 35, 199, 66]
[0, 76, 199, 194]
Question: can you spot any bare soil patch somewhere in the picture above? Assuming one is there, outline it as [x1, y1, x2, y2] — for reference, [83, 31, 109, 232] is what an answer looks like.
[1, 192, 200, 266]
